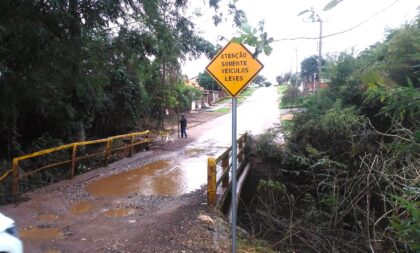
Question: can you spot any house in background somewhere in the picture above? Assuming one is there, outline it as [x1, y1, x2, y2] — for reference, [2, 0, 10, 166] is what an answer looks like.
[186, 77, 226, 108]
[302, 79, 329, 95]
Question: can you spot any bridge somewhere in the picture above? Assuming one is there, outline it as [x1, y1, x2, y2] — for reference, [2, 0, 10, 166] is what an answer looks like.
[0, 86, 281, 252]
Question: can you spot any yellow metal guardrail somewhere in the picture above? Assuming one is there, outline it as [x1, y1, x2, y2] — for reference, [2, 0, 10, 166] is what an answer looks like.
[207, 133, 248, 208]
[0, 170, 12, 183]
[1, 130, 151, 196]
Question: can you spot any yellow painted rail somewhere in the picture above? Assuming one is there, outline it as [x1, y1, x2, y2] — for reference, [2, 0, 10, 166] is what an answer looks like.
[207, 133, 248, 208]
[1, 130, 151, 196]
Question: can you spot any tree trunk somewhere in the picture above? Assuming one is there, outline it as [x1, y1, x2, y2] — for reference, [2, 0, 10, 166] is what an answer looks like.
[68, 0, 85, 142]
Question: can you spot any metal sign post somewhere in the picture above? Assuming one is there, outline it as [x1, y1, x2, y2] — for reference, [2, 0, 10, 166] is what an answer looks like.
[231, 97, 238, 252]
[205, 41, 263, 253]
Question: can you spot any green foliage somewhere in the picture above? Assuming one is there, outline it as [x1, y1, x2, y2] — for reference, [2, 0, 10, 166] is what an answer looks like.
[232, 21, 273, 57]
[391, 190, 420, 251]
[0, 0, 215, 159]
[238, 238, 276, 253]
[174, 82, 203, 112]
[257, 179, 286, 194]
[241, 12, 420, 252]
[319, 102, 366, 135]
[301, 90, 335, 116]
[291, 100, 369, 162]
[300, 55, 326, 83]
[383, 23, 420, 87]
[277, 85, 288, 95]
[323, 0, 345, 11]
[254, 129, 283, 161]
[252, 75, 267, 86]
[275, 75, 284, 85]
[197, 72, 220, 91]
[281, 86, 302, 108]
[365, 79, 420, 128]
[325, 52, 360, 87]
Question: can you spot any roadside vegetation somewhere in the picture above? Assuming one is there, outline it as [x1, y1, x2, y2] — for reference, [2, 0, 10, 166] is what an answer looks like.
[0, 0, 256, 202]
[278, 85, 306, 109]
[240, 13, 419, 252]
[0, 1, 218, 162]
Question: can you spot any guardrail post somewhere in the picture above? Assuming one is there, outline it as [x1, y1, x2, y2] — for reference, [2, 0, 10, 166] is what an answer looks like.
[129, 134, 135, 157]
[222, 155, 229, 188]
[12, 158, 19, 195]
[145, 131, 150, 151]
[104, 139, 112, 166]
[207, 157, 217, 207]
[70, 144, 78, 179]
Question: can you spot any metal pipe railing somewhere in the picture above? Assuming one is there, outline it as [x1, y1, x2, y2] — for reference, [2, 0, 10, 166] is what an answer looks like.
[2, 130, 151, 196]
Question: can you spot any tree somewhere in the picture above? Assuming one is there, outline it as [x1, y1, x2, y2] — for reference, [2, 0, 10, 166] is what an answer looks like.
[276, 75, 284, 85]
[0, 0, 215, 159]
[382, 21, 420, 87]
[252, 75, 267, 86]
[290, 73, 299, 86]
[197, 72, 221, 91]
[301, 55, 320, 83]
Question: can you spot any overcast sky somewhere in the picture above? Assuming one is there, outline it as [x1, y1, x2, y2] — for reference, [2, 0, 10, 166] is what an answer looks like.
[181, 0, 419, 83]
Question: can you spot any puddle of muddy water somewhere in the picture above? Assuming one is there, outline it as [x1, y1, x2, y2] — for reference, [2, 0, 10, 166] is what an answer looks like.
[184, 148, 204, 157]
[104, 208, 135, 217]
[20, 227, 63, 240]
[36, 214, 60, 222]
[70, 201, 94, 214]
[86, 159, 207, 197]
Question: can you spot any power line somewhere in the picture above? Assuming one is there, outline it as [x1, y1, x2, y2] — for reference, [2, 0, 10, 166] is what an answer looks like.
[273, 0, 402, 42]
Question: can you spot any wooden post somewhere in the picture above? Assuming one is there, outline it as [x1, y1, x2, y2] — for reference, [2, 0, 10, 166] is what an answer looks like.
[70, 144, 78, 179]
[104, 139, 112, 166]
[207, 157, 217, 207]
[129, 134, 135, 157]
[12, 158, 19, 195]
[222, 155, 229, 188]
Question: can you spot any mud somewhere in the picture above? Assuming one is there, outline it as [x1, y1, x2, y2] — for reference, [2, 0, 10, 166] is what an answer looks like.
[104, 208, 135, 217]
[36, 214, 60, 222]
[70, 201, 94, 214]
[20, 227, 63, 240]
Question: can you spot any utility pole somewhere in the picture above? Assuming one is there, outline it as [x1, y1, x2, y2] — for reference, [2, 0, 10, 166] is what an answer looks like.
[301, 10, 323, 92]
[317, 17, 323, 92]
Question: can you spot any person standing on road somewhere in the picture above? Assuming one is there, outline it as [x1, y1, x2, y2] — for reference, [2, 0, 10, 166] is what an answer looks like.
[179, 114, 187, 138]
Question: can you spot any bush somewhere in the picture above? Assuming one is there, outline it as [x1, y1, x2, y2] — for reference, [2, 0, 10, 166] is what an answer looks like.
[391, 190, 420, 251]
[281, 86, 302, 108]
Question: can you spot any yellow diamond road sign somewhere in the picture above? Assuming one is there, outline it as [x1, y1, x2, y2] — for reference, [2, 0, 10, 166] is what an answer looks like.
[206, 41, 264, 97]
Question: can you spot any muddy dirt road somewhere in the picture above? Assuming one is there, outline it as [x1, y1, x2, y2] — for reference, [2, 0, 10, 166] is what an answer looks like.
[0, 86, 280, 253]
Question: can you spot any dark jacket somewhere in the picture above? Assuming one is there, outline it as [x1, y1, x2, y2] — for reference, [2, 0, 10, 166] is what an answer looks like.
[180, 117, 187, 128]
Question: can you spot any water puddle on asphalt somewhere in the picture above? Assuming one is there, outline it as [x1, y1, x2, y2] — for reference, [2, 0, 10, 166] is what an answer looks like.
[86, 159, 207, 197]
[20, 227, 62, 240]
[70, 201, 94, 214]
[104, 208, 135, 217]
[36, 214, 60, 222]
[184, 148, 205, 157]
